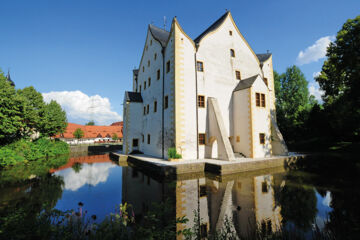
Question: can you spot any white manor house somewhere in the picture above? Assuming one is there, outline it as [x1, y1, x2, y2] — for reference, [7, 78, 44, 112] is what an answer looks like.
[123, 11, 288, 161]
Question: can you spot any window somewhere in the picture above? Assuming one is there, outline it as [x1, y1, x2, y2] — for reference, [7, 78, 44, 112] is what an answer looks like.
[200, 224, 208, 238]
[259, 133, 265, 144]
[256, 93, 260, 107]
[198, 95, 205, 108]
[147, 134, 150, 144]
[166, 61, 170, 73]
[197, 61, 204, 72]
[235, 70, 241, 80]
[150, 40, 152, 45]
[132, 139, 139, 147]
[164, 95, 168, 109]
[263, 77, 268, 86]
[236, 136, 240, 142]
[148, 77, 151, 87]
[199, 133, 206, 145]
[200, 185, 207, 197]
[143, 106, 146, 115]
[142, 134, 144, 142]
[146, 104, 149, 114]
[144, 81, 146, 89]
[154, 53, 157, 60]
[139, 85, 141, 93]
[262, 181, 268, 193]
[261, 94, 266, 107]
[230, 49, 235, 57]
[142, 66, 144, 72]
[154, 101, 157, 112]
[229, 30, 233, 36]
[157, 69, 160, 80]
[148, 60, 150, 67]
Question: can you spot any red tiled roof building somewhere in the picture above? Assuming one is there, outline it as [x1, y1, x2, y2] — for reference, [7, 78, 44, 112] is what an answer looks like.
[57, 123, 123, 139]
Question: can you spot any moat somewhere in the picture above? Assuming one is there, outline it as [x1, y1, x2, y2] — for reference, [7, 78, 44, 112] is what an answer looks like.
[0, 152, 359, 239]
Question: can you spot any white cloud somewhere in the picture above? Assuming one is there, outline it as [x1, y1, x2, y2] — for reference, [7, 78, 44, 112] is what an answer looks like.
[55, 163, 116, 191]
[42, 90, 122, 125]
[296, 36, 335, 65]
[309, 82, 324, 102]
[312, 71, 321, 78]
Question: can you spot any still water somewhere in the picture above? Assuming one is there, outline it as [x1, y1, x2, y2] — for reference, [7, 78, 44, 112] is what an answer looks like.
[0, 153, 359, 239]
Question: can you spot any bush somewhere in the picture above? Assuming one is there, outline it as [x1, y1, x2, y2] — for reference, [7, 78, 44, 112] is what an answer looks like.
[168, 147, 182, 159]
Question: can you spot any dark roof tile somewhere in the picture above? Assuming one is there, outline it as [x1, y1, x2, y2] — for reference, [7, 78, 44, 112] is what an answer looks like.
[125, 91, 143, 103]
[149, 24, 170, 47]
[233, 75, 259, 91]
[256, 53, 272, 63]
[194, 11, 230, 44]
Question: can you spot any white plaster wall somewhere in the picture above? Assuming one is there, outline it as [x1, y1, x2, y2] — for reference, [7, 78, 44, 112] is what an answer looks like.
[196, 16, 262, 158]
[174, 26, 197, 160]
[251, 78, 271, 158]
[233, 90, 251, 157]
[127, 102, 143, 153]
[260, 57, 276, 114]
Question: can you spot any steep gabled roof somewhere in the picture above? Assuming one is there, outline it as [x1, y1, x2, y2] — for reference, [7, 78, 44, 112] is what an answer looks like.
[256, 53, 272, 63]
[233, 75, 260, 91]
[149, 24, 170, 47]
[133, 69, 139, 76]
[125, 91, 143, 103]
[194, 11, 230, 44]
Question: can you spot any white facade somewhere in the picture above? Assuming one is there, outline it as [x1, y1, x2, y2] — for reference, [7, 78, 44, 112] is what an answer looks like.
[123, 11, 287, 160]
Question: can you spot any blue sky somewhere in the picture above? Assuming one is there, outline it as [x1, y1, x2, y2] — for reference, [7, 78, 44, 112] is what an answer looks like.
[1, 0, 359, 125]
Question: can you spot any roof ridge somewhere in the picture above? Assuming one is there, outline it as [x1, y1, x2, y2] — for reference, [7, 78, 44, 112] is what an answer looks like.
[194, 11, 230, 43]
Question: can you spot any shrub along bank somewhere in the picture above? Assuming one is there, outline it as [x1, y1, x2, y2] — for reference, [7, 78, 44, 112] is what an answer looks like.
[0, 138, 69, 167]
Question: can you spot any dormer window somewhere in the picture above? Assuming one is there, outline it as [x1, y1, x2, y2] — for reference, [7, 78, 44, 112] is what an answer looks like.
[230, 49, 235, 57]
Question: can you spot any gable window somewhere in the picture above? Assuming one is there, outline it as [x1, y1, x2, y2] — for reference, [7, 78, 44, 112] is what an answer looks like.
[142, 66, 144, 72]
[157, 69, 160, 80]
[197, 61, 204, 72]
[154, 53, 157, 60]
[259, 133, 265, 144]
[148, 77, 151, 87]
[230, 49, 235, 57]
[143, 106, 146, 115]
[154, 101, 157, 112]
[229, 30, 233, 36]
[235, 70, 241, 80]
[148, 60, 150, 67]
[164, 95, 168, 109]
[166, 61, 170, 73]
[263, 77, 268, 86]
[198, 95, 205, 108]
[147, 134, 150, 144]
[261, 94, 266, 107]
[199, 133, 206, 145]
[147, 104, 149, 114]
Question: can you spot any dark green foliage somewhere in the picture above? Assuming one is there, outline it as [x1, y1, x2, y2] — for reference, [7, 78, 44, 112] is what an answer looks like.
[42, 100, 68, 137]
[316, 15, 360, 139]
[112, 133, 118, 140]
[0, 137, 69, 167]
[86, 121, 95, 126]
[168, 147, 182, 159]
[73, 128, 84, 140]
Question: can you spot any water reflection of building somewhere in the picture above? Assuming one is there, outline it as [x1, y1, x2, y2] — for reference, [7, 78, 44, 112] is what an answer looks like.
[122, 166, 285, 239]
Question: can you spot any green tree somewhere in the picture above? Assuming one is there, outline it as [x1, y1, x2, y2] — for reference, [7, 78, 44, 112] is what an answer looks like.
[275, 66, 314, 141]
[112, 133, 118, 141]
[0, 70, 26, 144]
[17, 86, 45, 136]
[85, 120, 95, 126]
[73, 128, 84, 140]
[316, 15, 360, 138]
[42, 100, 67, 137]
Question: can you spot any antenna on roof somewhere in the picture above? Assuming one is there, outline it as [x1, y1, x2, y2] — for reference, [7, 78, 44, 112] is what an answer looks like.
[163, 16, 166, 30]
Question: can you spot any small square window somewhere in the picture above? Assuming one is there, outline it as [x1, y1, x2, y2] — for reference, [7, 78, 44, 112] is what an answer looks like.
[199, 133, 205, 145]
[229, 30, 233, 36]
[154, 101, 157, 112]
[259, 133, 265, 144]
[147, 134, 150, 144]
[154, 53, 157, 60]
[166, 61, 170, 73]
[148, 77, 151, 87]
[198, 95, 205, 108]
[132, 139, 139, 147]
[157, 69, 160, 80]
[262, 181, 268, 193]
[263, 77, 268, 86]
[197, 61, 204, 72]
[200, 185, 207, 197]
[164, 95, 168, 109]
[235, 70, 241, 80]
[230, 49, 235, 57]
